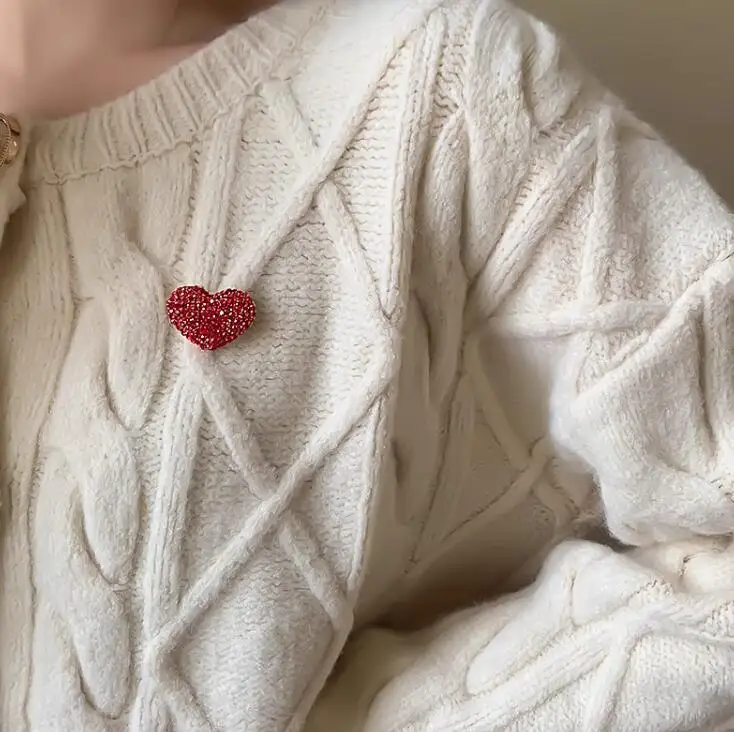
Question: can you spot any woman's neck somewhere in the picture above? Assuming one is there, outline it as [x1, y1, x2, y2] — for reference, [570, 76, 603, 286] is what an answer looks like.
[11, 0, 271, 117]
[28, 0, 178, 60]
[26, 0, 267, 58]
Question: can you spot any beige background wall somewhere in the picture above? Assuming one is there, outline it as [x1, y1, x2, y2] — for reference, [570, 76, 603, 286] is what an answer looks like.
[515, 0, 734, 206]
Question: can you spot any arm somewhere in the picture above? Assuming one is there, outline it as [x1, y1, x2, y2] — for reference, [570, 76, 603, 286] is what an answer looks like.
[460, 1, 734, 545]
[308, 537, 734, 732]
[308, 2, 734, 729]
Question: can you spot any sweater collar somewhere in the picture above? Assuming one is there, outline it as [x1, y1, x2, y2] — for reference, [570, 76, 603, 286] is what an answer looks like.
[28, 0, 330, 184]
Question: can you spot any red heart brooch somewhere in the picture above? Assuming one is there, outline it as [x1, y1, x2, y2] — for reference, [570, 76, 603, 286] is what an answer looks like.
[166, 286, 256, 351]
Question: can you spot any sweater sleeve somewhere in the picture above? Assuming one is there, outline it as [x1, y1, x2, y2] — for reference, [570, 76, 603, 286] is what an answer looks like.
[303, 7, 734, 730]
[303, 6, 734, 729]
[459, 0, 734, 545]
[305, 537, 734, 731]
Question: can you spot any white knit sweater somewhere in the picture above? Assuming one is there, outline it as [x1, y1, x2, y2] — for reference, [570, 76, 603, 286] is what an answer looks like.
[2, 0, 734, 730]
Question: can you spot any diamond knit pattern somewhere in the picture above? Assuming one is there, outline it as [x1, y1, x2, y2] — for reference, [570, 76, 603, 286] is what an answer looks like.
[2, 1, 734, 732]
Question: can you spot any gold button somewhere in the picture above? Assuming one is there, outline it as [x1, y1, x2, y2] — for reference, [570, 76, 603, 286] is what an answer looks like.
[0, 114, 21, 167]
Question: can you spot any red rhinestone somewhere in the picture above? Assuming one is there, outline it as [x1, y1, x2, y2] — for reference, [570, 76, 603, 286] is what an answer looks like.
[167, 286, 256, 351]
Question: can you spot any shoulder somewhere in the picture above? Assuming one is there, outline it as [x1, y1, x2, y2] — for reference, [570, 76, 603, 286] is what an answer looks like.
[290, 0, 578, 127]
[358, 0, 586, 135]
[312, 0, 554, 83]
[432, 0, 585, 132]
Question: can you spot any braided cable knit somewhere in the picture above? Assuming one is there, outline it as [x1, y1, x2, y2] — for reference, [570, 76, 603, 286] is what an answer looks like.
[2, 1, 734, 731]
[134, 79, 403, 728]
[307, 1, 734, 728]
[32, 190, 166, 727]
[133, 114, 249, 732]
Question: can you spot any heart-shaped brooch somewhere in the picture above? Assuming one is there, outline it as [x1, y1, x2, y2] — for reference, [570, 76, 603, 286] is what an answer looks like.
[167, 286, 257, 351]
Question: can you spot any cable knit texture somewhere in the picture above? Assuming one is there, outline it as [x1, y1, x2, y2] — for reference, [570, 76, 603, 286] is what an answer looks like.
[1, 0, 733, 730]
[307, 537, 734, 731]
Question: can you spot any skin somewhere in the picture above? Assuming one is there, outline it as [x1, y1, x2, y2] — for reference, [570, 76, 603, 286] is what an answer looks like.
[0, 0, 270, 117]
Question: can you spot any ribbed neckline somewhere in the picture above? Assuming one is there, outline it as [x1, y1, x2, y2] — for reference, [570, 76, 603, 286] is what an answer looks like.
[28, 0, 330, 183]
